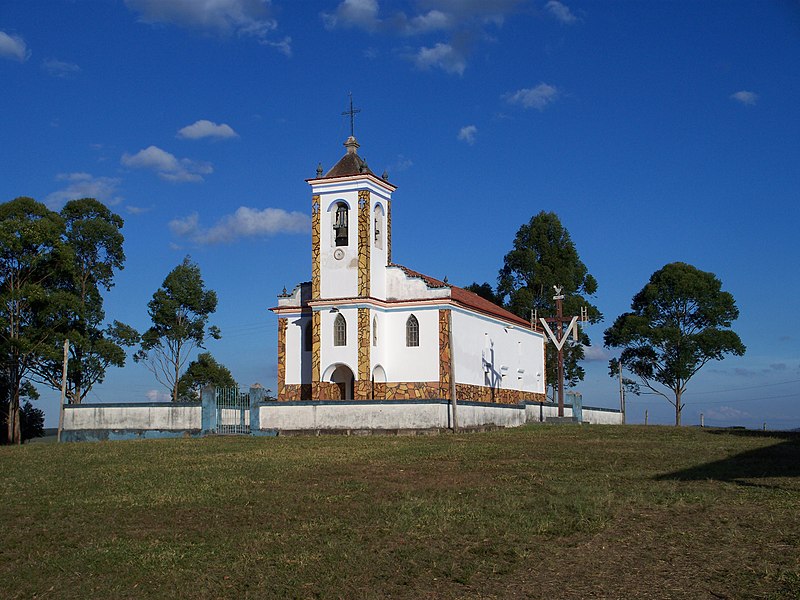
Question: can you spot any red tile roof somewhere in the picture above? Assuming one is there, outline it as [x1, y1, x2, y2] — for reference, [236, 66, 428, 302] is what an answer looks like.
[391, 264, 532, 328]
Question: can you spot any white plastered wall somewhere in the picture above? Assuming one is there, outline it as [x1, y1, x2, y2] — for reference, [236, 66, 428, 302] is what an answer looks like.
[311, 178, 393, 301]
[375, 306, 440, 382]
[319, 191, 358, 299]
[284, 313, 311, 385]
[385, 267, 450, 301]
[451, 309, 545, 394]
[370, 200, 388, 300]
[318, 306, 359, 380]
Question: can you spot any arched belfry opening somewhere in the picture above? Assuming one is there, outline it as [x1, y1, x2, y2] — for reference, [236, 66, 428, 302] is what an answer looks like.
[333, 202, 349, 246]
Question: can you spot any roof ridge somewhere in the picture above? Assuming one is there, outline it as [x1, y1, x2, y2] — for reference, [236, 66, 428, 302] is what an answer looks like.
[389, 263, 531, 328]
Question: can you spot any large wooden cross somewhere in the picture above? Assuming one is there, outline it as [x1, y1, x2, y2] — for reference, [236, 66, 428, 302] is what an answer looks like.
[538, 286, 587, 417]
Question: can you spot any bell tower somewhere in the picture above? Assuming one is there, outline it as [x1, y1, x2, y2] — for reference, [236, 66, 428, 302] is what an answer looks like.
[308, 135, 395, 302]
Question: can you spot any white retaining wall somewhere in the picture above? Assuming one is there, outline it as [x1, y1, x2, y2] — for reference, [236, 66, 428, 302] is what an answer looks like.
[63, 403, 201, 431]
[258, 401, 620, 431]
[62, 400, 621, 441]
[260, 401, 449, 431]
[525, 403, 622, 424]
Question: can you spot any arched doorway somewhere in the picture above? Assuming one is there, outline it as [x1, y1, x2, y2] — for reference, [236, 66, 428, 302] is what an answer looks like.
[371, 365, 387, 400]
[329, 364, 355, 400]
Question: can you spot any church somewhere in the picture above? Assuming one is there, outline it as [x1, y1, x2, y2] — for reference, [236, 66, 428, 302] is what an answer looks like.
[271, 135, 547, 405]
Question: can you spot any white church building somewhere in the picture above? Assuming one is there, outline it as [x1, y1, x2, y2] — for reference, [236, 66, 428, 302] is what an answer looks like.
[271, 135, 547, 405]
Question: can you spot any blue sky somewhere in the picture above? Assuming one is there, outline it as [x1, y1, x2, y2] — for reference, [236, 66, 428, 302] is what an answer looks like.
[2, 0, 799, 429]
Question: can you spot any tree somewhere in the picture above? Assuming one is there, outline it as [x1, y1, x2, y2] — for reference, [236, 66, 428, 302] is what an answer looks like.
[0, 197, 68, 444]
[497, 211, 601, 400]
[135, 257, 220, 402]
[1, 377, 41, 444]
[31, 198, 138, 403]
[604, 262, 745, 426]
[20, 399, 45, 443]
[177, 352, 235, 400]
[464, 282, 502, 305]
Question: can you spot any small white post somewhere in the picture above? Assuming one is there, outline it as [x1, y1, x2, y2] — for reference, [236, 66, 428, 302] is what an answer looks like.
[700, 413, 704, 428]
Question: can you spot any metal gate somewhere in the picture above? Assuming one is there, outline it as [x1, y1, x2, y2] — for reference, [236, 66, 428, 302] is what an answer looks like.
[215, 387, 250, 435]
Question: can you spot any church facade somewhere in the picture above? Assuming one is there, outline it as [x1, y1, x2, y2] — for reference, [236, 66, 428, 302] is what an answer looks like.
[271, 136, 547, 404]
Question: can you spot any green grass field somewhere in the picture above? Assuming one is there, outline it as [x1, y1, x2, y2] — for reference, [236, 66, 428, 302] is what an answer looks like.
[2, 425, 798, 599]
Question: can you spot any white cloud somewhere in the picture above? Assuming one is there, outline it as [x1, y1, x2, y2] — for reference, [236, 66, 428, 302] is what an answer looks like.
[125, 0, 290, 53]
[322, 0, 380, 31]
[730, 90, 758, 106]
[146, 389, 171, 401]
[125, 205, 152, 215]
[582, 345, 609, 362]
[177, 119, 239, 140]
[704, 405, 752, 422]
[261, 35, 292, 57]
[0, 31, 30, 62]
[42, 58, 81, 78]
[545, 1, 577, 24]
[170, 207, 310, 244]
[45, 172, 124, 209]
[323, 0, 522, 34]
[413, 43, 466, 75]
[404, 10, 452, 35]
[388, 155, 413, 173]
[504, 83, 560, 110]
[121, 145, 213, 182]
[322, 1, 522, 73]
[457, 125, 477, 145]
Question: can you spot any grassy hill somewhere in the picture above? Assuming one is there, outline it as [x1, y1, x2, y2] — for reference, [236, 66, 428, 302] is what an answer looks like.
[2, 425, 798, 599]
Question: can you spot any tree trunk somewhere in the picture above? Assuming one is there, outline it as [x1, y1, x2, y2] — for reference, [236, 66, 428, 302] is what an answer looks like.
[7, 362, 22, 444]
[8, 386, 21, 444]
[173, 353, 180, 403]
[674, 391, 682, 426]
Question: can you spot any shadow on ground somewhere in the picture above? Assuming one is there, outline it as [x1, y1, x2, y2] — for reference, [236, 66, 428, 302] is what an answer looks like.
[655, 429, 800, 488]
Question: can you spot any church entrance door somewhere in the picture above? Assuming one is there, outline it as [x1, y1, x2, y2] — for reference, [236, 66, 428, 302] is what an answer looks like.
[330, 365, 355, 400]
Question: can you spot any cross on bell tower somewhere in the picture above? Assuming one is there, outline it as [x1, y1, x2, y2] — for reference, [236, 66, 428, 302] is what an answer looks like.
[342, 92, 361, 137]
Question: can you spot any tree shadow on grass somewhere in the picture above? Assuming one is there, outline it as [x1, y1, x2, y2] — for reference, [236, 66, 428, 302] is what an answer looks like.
[655, 429, 800, 490]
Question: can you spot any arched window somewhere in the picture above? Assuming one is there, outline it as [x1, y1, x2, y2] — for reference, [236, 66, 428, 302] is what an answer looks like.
[304, 321, 313, 352]
[372, 316, 378, 346]
[334, 313, 347, 346]
[373, 204, 384, 249]
[333, 202, 348, 247]
[406, 314, 419, 347]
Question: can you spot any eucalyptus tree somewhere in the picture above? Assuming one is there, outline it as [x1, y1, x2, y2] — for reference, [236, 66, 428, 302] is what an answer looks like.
[135, 257, 220, 402]
[497, 211, 601, 400]
[0, 197, 67, 443]
[604, 262, 745, 426]
[31, 198, 138, 403]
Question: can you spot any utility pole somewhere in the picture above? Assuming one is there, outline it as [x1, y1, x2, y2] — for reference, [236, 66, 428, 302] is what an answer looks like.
[57, 339, 69, 442]
[538, 286, 587, 417]
[618, 360, 626, 425]
[448, 310, 458, 433]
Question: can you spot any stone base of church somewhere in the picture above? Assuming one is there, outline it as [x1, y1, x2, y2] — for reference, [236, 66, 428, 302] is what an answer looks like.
[281, 383, 313, 400]
[455, 383, 546, 405]
[278, 381, 546, 404]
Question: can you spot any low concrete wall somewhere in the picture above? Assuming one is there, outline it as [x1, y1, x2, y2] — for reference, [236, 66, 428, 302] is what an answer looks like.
[62, 402, 201, 442]
[525, 402, 623, 425]
[61, 398, 622, 442]
[259, 400, 451, 432]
